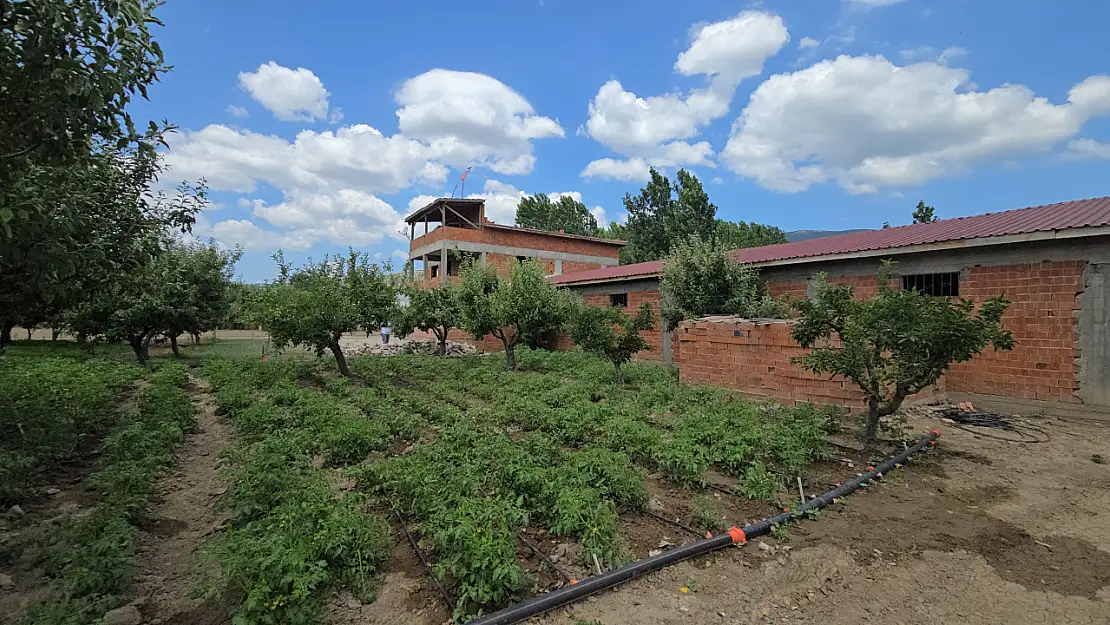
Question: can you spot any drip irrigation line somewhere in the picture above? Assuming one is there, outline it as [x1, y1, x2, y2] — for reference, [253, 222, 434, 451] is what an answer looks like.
[387, 500, 453, 610]
[642, 509, 705, 538]
[941, 408, 1049, 443]
[465, 430, 940, 625]
[518, 534, 574, 583]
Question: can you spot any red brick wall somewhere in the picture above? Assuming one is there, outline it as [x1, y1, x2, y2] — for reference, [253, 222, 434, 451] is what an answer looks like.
[761, 260, 1085, 405]
[945, 261, 1083, 403]
[676, 318, 941, 407]
[768, 279, 807, 299]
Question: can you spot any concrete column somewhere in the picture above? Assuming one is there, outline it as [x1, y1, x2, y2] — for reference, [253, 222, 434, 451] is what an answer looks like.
[422, 254, 429, 281]
[555, 259, 563, 275]
[441, 240, 448, 285]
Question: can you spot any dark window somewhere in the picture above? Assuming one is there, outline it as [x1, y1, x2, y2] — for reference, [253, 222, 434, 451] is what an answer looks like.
[609, 293, 628, 307]
[516, 255, 528, 264]
[902, 272, 959, 296]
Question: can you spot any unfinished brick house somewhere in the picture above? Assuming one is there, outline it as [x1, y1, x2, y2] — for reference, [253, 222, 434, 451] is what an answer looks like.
[550, 197, 1110, 420]
[404, 198, 624, 284]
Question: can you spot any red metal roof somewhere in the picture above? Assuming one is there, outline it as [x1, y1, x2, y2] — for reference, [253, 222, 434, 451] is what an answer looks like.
[549, 196, 1110, 285]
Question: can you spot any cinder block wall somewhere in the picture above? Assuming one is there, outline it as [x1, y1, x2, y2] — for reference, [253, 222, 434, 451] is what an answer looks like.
[675, 317, 942, 407]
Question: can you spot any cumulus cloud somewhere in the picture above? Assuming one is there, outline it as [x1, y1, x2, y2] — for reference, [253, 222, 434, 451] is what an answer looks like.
[798, 36, 820, 50]
[239, 62, 331, 122]
[169, 68, 564, 252]
[581, 157, 653, 182]
[395, 69, 564, 175]
[721, 54, 1110, 193]
[227, 105, 249, 118]
[1065, 138, 1110, 160]
[581, 11, 788, 180]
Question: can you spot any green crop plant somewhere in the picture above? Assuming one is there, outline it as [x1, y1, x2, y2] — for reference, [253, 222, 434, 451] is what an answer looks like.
[740, 462, 782, 502]
[19, 362, 195, 625]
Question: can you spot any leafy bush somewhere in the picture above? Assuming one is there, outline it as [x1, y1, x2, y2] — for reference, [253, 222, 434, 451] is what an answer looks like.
[565, 299, 654, 383]
[660, 237, 790, 331]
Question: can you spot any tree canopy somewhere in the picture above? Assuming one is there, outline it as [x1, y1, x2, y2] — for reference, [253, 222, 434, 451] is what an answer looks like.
[660, 238, 790, 331]
[515, 193, 599, 236]
[566, 300, 653, 383]
[912, 201, 938, 224]
[791, 263, 1014, 444]
[457, 259, 564, 369]
[394, 282, 463, 356]
[715, 219, 787, 249]
[254, 251, 396, 376]
[621, 168, 717, 264]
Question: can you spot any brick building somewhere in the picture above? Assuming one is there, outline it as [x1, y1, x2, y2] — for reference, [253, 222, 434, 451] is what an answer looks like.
[405, 198, 624, 284]
[550, 197, 1110, 420]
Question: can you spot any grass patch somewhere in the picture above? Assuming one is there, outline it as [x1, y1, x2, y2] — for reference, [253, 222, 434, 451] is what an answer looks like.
[17, 362, 196, 625]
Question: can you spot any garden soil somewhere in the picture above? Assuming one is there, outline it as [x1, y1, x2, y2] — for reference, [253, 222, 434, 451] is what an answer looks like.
[127, 376, 232, 625]
[351, 413, 1110, 625]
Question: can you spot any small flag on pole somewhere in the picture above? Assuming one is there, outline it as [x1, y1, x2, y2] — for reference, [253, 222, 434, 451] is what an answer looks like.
[460, 166, 472, 181]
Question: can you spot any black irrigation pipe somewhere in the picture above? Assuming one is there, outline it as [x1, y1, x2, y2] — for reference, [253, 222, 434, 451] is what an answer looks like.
[642, 509, 706, 538]
[466, 430, 941, 625]
[388, 501, 454, 610]
[518, 534, 575, 583]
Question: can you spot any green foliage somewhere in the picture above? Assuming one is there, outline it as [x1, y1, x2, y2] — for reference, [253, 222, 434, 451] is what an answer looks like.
[63, 232, 241, 364]
[692, 495, 724, 532]
[595, 220, 627, 242]
[19, 362, 195, 625]
[200, 362, 393, 625]
[660, 237, 790, 331]
[394, 282, 462, 355]
[740, 462, 782, 502]
[621, 168, 717, 264]
[0, 356, 138, 504]
[792, 263, 1014, 443]
[565, 299, 654, 382]
[457, 259, 565, 369]
[770, 523, 789, 541]
[515, 193, 599, 236]
[911, 201, 938, 224]
[715, 219, 787, 249]
[198, 344, 831, 621]
[255, 250, 395, 376]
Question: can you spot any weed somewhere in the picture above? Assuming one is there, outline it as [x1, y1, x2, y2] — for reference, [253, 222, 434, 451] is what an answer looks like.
[770, 523, 790, 541]
[692, 496, 724, 533]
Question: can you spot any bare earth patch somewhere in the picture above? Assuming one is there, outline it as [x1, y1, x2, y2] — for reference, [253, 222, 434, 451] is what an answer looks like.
[127, 375, 232, 625]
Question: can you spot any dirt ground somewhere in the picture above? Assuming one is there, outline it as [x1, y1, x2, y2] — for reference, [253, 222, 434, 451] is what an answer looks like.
[337, 412, 1110, 625]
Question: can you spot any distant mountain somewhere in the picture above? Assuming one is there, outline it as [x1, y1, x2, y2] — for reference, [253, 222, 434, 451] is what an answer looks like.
[785, 228, 870, 243]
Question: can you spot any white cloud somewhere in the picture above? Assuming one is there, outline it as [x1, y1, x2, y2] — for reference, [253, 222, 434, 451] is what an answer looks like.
[589, 205, 607, 224]
[937, 46, 967, 65]
[227, 105, 249, 118]
[167, 68, 565, 253]
[581, 11, 788, 179]
[163, 123, 446, 195]
[900, 45, 967, 65]
[395, 69, 563, 175]
[799, 36, 820, 50]
[722, 55, 1110, 193]
[847, 0, 906, 8]
[239, 62, 331, 122]
[1065, 138, 1110, 160]
[581, 157, 652, 182]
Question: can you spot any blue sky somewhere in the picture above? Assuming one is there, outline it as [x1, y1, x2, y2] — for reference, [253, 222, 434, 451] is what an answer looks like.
[136, 0, 1110, 282]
